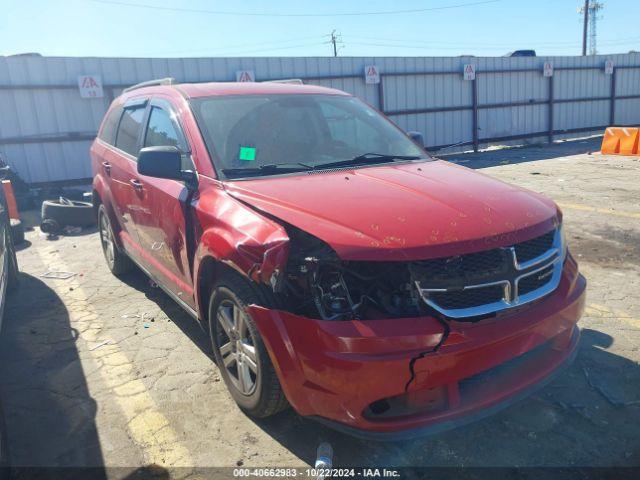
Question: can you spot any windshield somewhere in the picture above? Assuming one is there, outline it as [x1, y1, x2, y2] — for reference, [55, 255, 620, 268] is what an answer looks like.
[191, 94, 428, 179]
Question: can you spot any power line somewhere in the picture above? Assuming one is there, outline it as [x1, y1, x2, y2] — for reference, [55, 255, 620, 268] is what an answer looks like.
[144, 42, 328, 57]
[139, 36, 326, 56]
[89, 0, 501, 17]
[210, 42, 326, 56]
[149, 34, 637, 57]
[346, 38, 637, 53]
[343, 34, 640, 48]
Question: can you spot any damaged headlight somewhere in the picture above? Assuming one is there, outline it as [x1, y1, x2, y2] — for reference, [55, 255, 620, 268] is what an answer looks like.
[281, 225, 420, 321]
[306, 259, 358, 320]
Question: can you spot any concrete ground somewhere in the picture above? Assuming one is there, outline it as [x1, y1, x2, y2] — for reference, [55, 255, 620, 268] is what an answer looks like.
[1, 137, 639, 476]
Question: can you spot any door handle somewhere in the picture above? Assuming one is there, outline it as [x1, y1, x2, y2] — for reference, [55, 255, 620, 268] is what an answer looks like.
[129, 179, 143, 190]
[101, 161, 111, 175]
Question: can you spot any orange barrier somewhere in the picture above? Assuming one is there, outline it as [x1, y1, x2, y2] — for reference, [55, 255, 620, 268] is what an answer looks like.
[1, 180, 19, 220]
[601, 127, 640, 155]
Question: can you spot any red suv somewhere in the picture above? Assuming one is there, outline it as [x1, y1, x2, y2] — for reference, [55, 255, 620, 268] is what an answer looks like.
[91, 79, 586, 439]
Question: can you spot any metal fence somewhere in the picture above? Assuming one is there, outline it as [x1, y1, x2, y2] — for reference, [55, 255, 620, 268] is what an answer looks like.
[1, 53, 639, 184]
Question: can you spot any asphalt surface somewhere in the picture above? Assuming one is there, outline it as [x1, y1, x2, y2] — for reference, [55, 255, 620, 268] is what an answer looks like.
[1, 137, 639, 477]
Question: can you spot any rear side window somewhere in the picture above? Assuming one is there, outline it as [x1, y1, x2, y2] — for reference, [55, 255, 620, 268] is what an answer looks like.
[115, 106, 146, 156]
[98, 105, 123, 145]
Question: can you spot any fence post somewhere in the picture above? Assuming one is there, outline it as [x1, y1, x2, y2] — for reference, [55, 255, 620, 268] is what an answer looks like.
[377, 76, 385, 112]
[548, 75, 554, 144]
[472, 77, 479, 152]
[609, 68, 616, 126]
[105, 86, 115, 105]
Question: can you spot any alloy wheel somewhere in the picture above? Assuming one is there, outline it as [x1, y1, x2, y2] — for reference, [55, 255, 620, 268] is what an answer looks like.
[216, 299, 259, 395]
[99, 212, 115, 267]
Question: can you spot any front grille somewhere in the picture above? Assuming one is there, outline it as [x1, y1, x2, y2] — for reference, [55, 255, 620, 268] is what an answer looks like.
[415, 228, 562, 318]
[518, 264, 555, 296]
[430, 285, 504, 310]
[514, 230, 555, 263]
[414, 249, 505, 283]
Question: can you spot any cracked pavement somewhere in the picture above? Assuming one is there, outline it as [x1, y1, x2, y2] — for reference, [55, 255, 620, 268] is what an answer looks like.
[0, 137, 638, 474]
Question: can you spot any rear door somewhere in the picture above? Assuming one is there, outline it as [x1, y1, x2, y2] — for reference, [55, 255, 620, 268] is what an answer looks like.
[108, 97, 149, 255]
[131, 98, 196, 307]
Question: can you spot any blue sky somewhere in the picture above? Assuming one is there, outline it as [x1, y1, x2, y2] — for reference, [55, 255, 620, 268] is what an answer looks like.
[1, 0, 639, 57]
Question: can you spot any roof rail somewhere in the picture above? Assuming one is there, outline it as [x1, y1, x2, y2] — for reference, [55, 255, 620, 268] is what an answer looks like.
[123, 77, 175, 93]
[263, 78, 304, 85]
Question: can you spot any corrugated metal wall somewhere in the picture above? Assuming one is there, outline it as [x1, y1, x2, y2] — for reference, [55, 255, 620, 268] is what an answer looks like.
[1, 53, 639, 183]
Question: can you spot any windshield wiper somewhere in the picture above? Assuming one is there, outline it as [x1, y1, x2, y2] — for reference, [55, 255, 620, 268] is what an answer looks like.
[222, 162, 314, 178]
[314, 153, 421, 170]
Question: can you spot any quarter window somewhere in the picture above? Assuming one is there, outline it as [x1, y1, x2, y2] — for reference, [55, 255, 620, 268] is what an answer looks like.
[98, 105, 123, 146]
[115, 106, 146, 156]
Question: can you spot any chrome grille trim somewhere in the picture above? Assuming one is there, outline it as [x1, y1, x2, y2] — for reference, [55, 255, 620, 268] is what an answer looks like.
[416, 228, 564, 319]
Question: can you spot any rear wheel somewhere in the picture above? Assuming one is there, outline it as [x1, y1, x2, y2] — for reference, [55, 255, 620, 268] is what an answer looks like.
[98, 204, 132, 276]
[208, 273, 288, 418]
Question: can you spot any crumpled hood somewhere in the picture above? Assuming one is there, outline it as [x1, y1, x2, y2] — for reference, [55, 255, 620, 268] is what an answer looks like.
[224, 160, 560, 261]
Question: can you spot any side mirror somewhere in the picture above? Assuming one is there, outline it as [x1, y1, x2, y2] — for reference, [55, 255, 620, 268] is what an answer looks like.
[138, 146, 197, 189]
[407, 131, 425, 147]
[137, 146, 182, 180]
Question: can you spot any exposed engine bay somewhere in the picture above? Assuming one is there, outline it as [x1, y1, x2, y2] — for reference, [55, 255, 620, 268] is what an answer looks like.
[279, 226, 425, 320]
[271, 223, 560, 321]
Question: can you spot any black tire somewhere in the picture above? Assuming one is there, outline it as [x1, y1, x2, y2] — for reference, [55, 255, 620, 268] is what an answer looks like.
[208, 272, 288, 418]
[9, 218, 24, 245]
[41, 198, 95, 228]
[40, 218, 60, 235]
[0, 399, 9, 476]
[6, 226, 19, 292]
[98, 204, 132, 276]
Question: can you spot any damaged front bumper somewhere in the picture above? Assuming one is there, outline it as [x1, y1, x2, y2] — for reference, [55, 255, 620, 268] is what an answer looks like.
[248, 254, 586, 439]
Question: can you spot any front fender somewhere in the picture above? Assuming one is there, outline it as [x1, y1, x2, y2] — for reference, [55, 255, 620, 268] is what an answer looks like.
[192, 182, 290, 319]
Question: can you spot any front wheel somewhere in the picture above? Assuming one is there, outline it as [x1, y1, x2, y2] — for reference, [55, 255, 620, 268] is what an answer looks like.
[208, 273, 288, 418]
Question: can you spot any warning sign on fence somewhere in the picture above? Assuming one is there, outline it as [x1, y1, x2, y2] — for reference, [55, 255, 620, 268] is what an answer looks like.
[463, 64, 476, 81]
[364, 65, 380, 84]
[236, 70, 255, 82]
[604, 60, 614, 75]
[543, 62, 554, 77]
[77, 75, 103, 98]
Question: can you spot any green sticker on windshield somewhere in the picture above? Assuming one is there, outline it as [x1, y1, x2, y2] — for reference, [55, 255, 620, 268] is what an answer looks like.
[239, 146, 256, 161]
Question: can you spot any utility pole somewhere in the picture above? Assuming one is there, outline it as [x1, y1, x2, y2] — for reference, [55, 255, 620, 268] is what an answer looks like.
[328, 30, 342, 57]
[579, 1, 604, 56]
[581, 0, 589, 56]
[330, 30, 339, 57]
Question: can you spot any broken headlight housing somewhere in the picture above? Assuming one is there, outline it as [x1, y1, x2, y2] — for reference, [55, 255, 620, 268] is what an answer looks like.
[281, 226, 421, 320]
